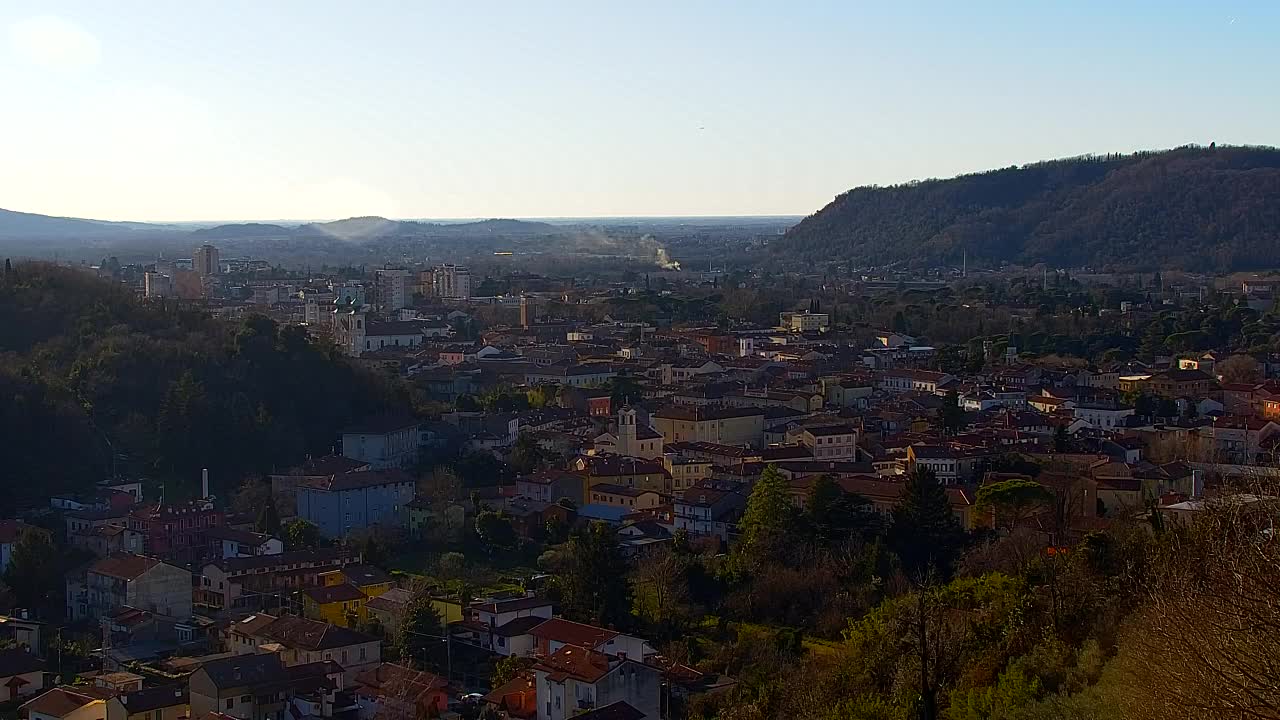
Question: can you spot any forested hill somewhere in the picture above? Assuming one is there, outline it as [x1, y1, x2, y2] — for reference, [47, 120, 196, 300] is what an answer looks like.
[774, 145, 1280, 271]
[0, 263, 412, 515]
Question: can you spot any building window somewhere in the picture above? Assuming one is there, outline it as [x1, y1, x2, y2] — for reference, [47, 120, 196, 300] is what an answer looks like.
[226, 700, 234, 710]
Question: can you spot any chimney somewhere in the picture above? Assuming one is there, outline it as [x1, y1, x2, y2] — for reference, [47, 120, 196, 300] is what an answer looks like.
[202, 468, 209, 499]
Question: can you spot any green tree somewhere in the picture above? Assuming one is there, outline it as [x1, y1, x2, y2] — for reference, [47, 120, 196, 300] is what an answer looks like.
[890, 467, 966, 579]
[1053, 425, 1069, 453]
[283, 518, 322, 550]
[976, 479, 1055, 532]
[475, 511, 516, 554]
[509, 433, 546, 475]
[808, 474, 880, 545]
[3, 532, 61, 612]
[940, 389, 965, 432]
[735, 465, 795, 571]
[397, 594, 444, 667]
[551, 522, 631, 627]
[491, 655, 534, 687]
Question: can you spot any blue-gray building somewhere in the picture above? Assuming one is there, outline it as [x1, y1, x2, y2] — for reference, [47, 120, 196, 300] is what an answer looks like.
[296, 469, 416, 539]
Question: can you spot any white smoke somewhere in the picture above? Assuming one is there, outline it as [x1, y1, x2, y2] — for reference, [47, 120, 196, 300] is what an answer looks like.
[655, 246, 681, 271]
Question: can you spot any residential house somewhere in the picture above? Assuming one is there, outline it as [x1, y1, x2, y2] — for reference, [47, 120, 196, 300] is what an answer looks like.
[0, 613, 48, 657]
[651, 406, 765, 448]
[575, 457, 671, 495]
[0, 521, 52, 573]
[483, 673, 537, 719]
[67, 554, 191, 623]
[196, 549, 357, 614]
[301, 566, 391, 627]
[20, 687, 112, 720]
[340, 418, 420, 470]
[70, 525, 144, 558]
[455, 596, 555, 657]
[529, 619, 655, 660]
[296, 469, 416, 539]
[64, 508, 134, 544]
[0, 649, 44, 702]
[227, 614, 380, 685]
[778, 311, 829, 332]
[661, 456, 712, 492]
[188, 653, 341, 720]
[878, 370, 954, 394]
[206, 528, 283, 560]
[1146, 369, 1216, 399]
[533, 645, 660, 720]
[269, 456, 371, 518]
[906, 445, 960, 484]
[797, 425, 859, 460]
[104, 686, 188, 720]
[352, 664, 449, 719]
[585, 485, 663, 511]
[126, 499, 225, 567]
[1196, 416, 1280, 464]
[516, 470, 588, 507]
[672, 484, 747, 541]
[1073, 403, 1135, 431]
[525, 363, 617, 388]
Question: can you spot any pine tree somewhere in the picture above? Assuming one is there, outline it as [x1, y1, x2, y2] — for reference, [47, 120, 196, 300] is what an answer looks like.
[735, 464, 794, 570]
[397, 594, 443, 667]
[255, 498, 281, 535]
[890, 467, 966, 579]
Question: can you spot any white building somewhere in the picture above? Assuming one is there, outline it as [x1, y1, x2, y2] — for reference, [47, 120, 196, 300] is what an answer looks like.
[341, 418, 421, 469]
[533, 646, 660, 720]
[375, 269, 410, 311]
[593, 408, 664, 460]
[798, 425, 858, 460]
[333, 299, 368, 356]
[433, 264, 472, 299]
[1072, 404, 1135, 430]
[144, 272, 173, 298]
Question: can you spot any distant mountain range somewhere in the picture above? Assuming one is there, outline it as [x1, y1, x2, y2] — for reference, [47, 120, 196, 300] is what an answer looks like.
[0, 210, 560, 243]
[0, 208, 171, 237]
[773, 145, 1280, 271]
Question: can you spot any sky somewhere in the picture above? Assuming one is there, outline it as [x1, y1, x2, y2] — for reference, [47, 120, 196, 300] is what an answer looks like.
[2, 1, 1277, 222]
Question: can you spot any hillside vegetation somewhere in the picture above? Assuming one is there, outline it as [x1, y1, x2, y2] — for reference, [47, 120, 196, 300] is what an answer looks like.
[0, 263, 411, 514]
[774, 145, 1280, 271]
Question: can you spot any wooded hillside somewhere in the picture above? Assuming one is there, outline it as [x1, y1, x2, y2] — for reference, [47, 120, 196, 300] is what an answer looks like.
[774, 145, 1280, 271]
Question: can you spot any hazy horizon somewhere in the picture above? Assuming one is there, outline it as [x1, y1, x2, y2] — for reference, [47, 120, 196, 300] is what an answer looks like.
[4, 1, 1277, 222]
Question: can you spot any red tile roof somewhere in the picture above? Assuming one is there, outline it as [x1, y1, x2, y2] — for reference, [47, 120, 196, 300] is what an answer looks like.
[90, 553, 162, 580]
[534, 645, 612, 683]
[528, 618, 617, 649]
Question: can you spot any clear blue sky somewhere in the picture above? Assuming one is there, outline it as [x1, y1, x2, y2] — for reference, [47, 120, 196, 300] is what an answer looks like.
[2, 1, 1276, 221]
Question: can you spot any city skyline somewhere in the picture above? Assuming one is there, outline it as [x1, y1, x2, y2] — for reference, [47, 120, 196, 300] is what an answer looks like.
[4, 1, 1277, 221]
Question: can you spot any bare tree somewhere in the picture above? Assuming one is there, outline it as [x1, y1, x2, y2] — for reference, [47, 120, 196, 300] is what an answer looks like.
[1123, 492, 1280, 719]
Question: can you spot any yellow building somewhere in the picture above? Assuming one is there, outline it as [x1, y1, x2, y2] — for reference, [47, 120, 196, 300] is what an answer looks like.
[586, 484, 663, 510]
[302, 565, 393, 627]
[106, 687, 189, 720]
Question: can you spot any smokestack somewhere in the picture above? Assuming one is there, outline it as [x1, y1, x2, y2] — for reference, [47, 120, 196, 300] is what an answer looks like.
[202, 468, 209, 499]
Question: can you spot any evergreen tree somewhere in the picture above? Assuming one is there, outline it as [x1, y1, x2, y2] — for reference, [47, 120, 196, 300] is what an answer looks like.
[3, 532, 61, 612]
[940, 389, 965, 431]
[255, 498, 281, 535]
[397, 594, 443, 667]
[890, 467, 966, 579]
[736, 465, 795, 570]
[551, 521, 631, 627]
